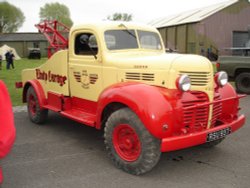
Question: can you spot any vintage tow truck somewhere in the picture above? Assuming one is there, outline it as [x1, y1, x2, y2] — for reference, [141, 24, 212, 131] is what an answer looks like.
[20, 20, 245, 175]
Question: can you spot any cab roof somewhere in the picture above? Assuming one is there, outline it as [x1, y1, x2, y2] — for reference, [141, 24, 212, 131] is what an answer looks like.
[70, 21, 159, 34]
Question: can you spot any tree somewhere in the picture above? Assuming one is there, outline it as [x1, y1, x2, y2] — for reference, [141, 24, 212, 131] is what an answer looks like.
[0, 2, 25, 33]
[107, 13, 133, 21]
[39, 2, 73, 27]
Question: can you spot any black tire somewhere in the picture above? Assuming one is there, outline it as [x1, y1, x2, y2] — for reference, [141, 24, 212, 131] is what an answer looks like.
[235, 72, 250, 94]
[104, 108, 161, 175]
[26, 86, 48, 124]
[201, 138, 224, 148]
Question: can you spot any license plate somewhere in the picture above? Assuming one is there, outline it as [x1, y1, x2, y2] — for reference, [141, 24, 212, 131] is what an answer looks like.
[207, 127, 231, 142]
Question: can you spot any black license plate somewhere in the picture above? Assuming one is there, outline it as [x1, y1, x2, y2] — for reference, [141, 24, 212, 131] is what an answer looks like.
[207, 127, 231, 142]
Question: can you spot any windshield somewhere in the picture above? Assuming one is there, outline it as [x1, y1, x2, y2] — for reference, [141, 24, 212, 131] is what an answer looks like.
[104, 29, 162, 50]
[105, 30, 138, 50]
[138, 30, 162, 50]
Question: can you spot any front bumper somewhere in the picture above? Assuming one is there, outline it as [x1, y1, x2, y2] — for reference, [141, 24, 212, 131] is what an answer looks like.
[161, 115, 245, 152]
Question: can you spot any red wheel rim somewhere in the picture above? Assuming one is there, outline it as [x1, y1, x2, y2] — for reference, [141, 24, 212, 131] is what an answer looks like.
[112, 124, 141, 162]
[28, 94, 37, 116]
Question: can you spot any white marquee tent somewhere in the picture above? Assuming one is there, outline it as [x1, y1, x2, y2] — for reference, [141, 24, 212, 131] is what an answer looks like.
[0, 44, 21, 60]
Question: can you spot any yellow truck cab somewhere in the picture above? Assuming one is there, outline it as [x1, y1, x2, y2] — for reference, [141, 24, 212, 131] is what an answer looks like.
[21, 21, 245, 175]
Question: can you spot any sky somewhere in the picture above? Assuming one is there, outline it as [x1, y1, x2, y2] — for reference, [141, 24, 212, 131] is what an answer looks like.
[3, 0, 229, 32]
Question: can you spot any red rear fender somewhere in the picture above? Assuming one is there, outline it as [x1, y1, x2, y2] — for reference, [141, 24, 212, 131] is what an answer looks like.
[23, 80, 47, 107]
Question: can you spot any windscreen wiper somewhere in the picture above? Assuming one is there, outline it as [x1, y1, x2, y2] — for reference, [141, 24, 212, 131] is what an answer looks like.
[118, 23, 136, 38]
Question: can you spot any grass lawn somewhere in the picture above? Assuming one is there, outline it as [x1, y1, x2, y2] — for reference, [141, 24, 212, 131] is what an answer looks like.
[0, 58, 46, 106]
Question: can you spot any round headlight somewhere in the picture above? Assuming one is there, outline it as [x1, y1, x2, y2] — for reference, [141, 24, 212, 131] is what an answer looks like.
[215, 71, 228, 87]
[176, 74, 191, 92]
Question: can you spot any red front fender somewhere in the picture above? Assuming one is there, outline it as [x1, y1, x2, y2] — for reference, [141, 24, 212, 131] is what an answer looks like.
[217, 83, 242, 122]
[96, 82, 181, 139]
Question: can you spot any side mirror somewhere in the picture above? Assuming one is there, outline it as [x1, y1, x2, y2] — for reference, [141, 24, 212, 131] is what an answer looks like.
[80, 35, 89, 45]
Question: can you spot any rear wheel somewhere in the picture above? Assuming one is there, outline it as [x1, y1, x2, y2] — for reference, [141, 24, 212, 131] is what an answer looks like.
[104, 108, 161, 175]
[235, 72, 250, 94]
[26, 86, 48, 124]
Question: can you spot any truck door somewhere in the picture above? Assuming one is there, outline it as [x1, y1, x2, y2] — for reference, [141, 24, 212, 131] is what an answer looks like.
[68, 30, 103, 102]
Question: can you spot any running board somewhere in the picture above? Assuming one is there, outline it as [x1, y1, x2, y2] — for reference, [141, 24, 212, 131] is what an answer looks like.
[60, 109, 96, 127]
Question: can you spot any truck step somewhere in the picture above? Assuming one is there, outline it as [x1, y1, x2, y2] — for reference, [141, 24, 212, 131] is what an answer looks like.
[60, 109, 96, 127]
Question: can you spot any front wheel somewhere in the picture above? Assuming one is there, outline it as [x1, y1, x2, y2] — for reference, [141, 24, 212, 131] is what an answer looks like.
[26, 86, 48, 124]
[104, 108, 161, 175]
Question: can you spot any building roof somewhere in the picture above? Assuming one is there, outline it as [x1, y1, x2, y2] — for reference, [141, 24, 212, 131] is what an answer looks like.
[0, 33, 47, 42]
[149, 0, 238, 28]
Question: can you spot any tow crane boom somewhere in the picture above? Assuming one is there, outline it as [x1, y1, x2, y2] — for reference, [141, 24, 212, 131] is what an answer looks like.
[35, 20, 70, 58]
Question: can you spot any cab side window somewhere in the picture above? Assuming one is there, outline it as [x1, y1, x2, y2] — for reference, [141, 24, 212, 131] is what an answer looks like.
[75, 33, 98, 56]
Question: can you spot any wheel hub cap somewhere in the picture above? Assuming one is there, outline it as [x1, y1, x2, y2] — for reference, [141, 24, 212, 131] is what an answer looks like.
[112, 124, 141, 162]
[28, 95, 36, 115]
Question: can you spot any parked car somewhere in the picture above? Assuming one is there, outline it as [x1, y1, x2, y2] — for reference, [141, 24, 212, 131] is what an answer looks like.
[0, 80, 16, 184]
[28, 48, 41, 59]
[217, 52, 250, 94]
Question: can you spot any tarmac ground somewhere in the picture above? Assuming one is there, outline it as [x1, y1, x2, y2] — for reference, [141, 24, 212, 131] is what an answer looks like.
[1, 96, 250, 188]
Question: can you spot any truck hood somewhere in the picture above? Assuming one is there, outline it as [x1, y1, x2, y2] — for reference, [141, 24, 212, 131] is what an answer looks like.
[104, 51, 182, 70]
[104, 51, 212, 72]
[104, 51, 213, 92]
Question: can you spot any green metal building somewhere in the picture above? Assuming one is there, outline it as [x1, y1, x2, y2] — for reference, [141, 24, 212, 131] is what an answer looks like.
[149, 0, 250, 60]
[0, 33, 48, 58]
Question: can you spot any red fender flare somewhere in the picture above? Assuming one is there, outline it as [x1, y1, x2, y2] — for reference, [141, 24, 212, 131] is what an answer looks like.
[23, 79, 47, 108]
[96, 82, 180, 139]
